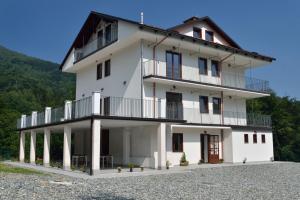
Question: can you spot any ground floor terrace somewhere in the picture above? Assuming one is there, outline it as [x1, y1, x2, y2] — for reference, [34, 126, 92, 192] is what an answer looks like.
[18, 116, 274, 176]
[16, 92, 273, 175]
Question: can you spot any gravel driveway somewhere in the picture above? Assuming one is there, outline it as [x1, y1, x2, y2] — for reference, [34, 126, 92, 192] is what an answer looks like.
[0, 162, 300, 200]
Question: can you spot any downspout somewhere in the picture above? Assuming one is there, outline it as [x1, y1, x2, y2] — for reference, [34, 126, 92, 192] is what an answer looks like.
[140, 39, 144, 118]
[152, 34, 169, 117]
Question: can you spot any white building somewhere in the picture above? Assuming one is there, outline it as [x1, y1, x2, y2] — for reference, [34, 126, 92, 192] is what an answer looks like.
[17, 12, 275, 175]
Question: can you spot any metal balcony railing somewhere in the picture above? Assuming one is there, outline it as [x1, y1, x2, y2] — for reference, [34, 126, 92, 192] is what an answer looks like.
[17, 95, 272, 129]
[143, 60, 270, 93]
[74, 23, 118, 62]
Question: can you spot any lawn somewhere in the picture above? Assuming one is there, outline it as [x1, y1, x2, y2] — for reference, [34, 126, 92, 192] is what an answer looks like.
[0, 163, 44, 175]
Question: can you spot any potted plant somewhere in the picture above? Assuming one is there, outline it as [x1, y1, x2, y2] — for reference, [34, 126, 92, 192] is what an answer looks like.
[180, 152, 189, 166]
[140, 166, 144, 172]
[128, 163, 134, 172]
[117, 166, 122, 173]
[219, 159, 224, 163]
[166, 160, 170, 169]
[198, 159, 204, 165]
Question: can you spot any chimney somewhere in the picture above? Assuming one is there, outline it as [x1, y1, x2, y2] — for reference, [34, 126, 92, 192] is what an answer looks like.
[140, 12, 144, 24]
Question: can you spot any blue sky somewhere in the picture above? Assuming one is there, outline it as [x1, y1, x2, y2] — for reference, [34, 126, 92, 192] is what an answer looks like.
[0, 0, 299, 99]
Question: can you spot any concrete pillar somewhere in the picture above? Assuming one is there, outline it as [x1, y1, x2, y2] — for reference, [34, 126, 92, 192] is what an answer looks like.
[92, 92, 101, 115]
[157, 123, 166, 169]
[30, 131, 36, 164]
[160, 99, 166, 118]
[64, 100, 72, 120]
[31, 111, 37, 126]
[45, 107, 51, 124]
[21, 114, 26, 128]
[91, 119, 101, 174]
[63, 126, 72, 170]
[123, 128, 130, 165]
[43, 128, 51, 167]
[19, 131, 25, 162]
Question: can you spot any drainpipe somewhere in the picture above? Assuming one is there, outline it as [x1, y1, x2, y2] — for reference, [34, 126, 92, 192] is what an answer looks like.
[140, 39, 144, 118]
[152, 34, 169, 117]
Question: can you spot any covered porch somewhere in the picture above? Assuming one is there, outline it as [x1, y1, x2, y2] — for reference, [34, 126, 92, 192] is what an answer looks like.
[18, 118, 170, 175]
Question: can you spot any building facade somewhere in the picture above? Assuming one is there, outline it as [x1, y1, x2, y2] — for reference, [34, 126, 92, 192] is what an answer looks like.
[17, 12, 275, 175]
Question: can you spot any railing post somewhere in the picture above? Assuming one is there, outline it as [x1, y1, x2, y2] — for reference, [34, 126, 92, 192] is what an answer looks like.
[21, 114, 26, 128]
[31, 111, 37, 126]
[92, 92, 101, 115]
[45, 107, 51, 124]
[64, 100, 72, 120]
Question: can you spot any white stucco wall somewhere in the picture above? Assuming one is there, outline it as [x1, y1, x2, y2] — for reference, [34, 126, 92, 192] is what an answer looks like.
[75, 42, 141, 100]
[231, 130, 274, 163]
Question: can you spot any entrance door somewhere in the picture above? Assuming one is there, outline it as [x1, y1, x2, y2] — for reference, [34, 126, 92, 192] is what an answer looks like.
[166, 51, 182, 79]
[208, 135, 219, 164]
[166, 92, 183, 120]
[101, 129, 109, 156]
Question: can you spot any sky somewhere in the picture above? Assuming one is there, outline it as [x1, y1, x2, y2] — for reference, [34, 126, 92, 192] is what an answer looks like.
[0, 0, 299, 99]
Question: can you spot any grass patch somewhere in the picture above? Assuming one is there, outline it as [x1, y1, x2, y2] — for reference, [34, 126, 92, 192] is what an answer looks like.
[0, 163, 44, 175]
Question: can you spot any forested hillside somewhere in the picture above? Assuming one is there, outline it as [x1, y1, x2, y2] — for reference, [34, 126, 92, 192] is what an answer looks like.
[0, 45, 75, 157]
[0, 45, 299, 162]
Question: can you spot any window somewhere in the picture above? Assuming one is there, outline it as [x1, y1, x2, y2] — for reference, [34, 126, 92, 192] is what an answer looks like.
[172, 133, 183, 152]
[211, 60, 220, 77]
[212, 97, 221, 114]
[198, 58, 207, 75]
[105, 24, 112, 43]
[193, 27, 202, 39]
[199, 96, 209, 113]
[104, 59, 111, 77]
[166, 51, 181, 79]
[253, 132, 257, 144]
[205, 30, 214, 42]
[261, 134, 266, 143]
[97, 63, 102, 80]
[97, 30, 103, 48]
[244, 134, 249, 144]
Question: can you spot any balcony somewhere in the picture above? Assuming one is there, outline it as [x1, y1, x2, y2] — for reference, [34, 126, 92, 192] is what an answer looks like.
[74, 24, 118, 63]
[143, 60, 270, 93]
[17, 95, 271, 129]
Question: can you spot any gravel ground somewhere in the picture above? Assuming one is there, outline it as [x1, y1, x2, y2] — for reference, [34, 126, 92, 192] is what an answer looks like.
[0, 162, 300, 200]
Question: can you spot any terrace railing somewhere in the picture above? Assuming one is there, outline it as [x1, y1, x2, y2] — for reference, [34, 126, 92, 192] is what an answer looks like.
[17, 94, 272, 129]
[143, 60, 270, 93]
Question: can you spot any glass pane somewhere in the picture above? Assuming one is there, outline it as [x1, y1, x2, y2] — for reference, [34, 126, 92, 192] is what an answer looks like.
[198, 58, 207, 75]
[211, 61, 219, 77]
[105, 25, 112, 43]
[173, 54, 180, 79]
[166, 52, 172, 78]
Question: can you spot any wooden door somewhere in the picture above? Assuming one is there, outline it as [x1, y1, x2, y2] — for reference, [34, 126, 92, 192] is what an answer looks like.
[208, 135, 219, 164]
[166, 92, 183, 120]
[101, 129, 109, 156]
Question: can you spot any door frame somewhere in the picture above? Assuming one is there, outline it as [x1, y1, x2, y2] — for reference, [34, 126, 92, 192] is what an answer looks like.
[208, 134, 220, 164]
[166, 51, 182, 79]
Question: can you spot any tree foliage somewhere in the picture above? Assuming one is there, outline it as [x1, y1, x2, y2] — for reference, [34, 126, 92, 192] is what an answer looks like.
[0, 45, 75, 158]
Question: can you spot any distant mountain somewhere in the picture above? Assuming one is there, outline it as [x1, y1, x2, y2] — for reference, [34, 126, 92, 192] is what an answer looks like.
[0, 45, 75, 157]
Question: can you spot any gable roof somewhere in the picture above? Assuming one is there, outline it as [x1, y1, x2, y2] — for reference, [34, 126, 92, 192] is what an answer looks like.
[60, 11, 275, 70]
[168, 16, 241, 49]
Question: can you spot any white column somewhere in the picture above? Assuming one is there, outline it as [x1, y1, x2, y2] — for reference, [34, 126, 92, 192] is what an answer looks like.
[92, 92, 101, 115]
[43, 128, 51, 167]
[123, 128, 130, 165]
[30, 131, 36, 164]
[63, 126, 72, 170]
[160, 99, 166, 118]
[21, 114, 26, 128]
[31, 111, 37, 126]
[45, 107, 51, 124]
[157, 123, 166, 169]
[64, 101, 72, 120]
[19, 131, 25, 162]
[91, 119, 101, 174]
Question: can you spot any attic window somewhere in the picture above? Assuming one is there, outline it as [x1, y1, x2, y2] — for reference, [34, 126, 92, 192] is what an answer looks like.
[205, 30, 214, 42]
[193, 27, 202, 39]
